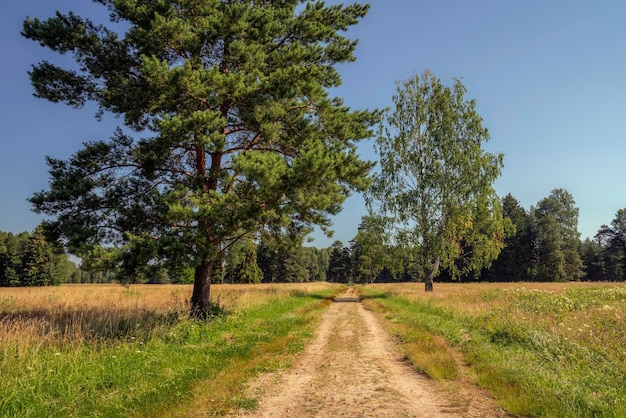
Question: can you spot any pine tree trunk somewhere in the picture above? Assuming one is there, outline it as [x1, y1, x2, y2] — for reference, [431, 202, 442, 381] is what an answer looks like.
[190, 260, 213, 319]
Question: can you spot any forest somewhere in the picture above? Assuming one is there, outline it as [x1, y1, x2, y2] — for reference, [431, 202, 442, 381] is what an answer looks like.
[2, 190, 624, 286]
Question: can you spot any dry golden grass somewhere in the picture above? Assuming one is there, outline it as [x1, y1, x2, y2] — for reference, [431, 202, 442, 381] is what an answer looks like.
[0, 282, 335, 312]
[369, 281, 626, 361]
[369, 280, 626, 299]
[370, 281, 626, 314]
[0, 282, 336, 348]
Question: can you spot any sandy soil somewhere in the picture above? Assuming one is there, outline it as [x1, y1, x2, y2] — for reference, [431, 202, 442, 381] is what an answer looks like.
[232, 288, 508, 417]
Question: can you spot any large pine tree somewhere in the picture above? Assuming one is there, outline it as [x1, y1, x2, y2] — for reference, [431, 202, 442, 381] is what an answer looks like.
[24, 1, 377, 317]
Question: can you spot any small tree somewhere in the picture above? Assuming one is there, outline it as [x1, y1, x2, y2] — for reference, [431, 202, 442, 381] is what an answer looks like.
[327, 240, 351, 283]
[350, 215, 391, 283]
[302, 246, 329, 281]
[0, 232, 25, 286]
[580, 238, 606, 281]
[368, 70, 506, 291]
[223, 238, 262, 284]
[595, 208, 626, 281]
[21, 225, 53, 286]
[533, 188, 584, 281]
[24, 1, 377, 317]
[486, 194, 533, 282]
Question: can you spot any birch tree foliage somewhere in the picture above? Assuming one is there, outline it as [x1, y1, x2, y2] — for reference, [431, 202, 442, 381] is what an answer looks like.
[367, 70, 506, 291]
[23, 0, 377, 316]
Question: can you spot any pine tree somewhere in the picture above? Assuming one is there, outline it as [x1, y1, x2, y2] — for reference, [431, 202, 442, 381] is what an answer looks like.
[486, 194, 533, 281]
[21, 225, 53, 286]
[533, 189, 584, 281]
[24, 1, 377, 316]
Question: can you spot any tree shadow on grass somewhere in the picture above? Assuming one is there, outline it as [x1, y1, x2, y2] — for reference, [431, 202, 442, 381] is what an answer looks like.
[0, 306, 186, 343]
[288, 287, 344, 302]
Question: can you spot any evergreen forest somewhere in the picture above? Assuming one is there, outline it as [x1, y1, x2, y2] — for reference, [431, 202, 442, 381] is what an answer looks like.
[3, 190, 624, 286]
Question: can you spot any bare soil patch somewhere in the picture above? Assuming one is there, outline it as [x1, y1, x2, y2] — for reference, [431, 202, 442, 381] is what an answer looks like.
[232, 288, 507, 417]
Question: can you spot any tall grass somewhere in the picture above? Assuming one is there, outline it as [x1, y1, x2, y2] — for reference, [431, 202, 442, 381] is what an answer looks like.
[0, 283, 340, 417]
[363, 282, 626, 418]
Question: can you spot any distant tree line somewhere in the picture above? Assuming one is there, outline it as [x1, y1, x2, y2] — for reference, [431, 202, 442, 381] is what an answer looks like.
[223, 188, 626, 285]
[0, 225, 81, 286]
[476, 191, 625, 283]
[3, 189, 624, 286]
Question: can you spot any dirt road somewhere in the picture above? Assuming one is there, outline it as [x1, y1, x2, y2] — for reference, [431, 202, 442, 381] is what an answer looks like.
[234, 288, 506, 417]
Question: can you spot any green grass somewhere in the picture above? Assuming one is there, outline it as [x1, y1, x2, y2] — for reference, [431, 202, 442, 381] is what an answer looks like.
[362, 284, 626, 418]
[0, 285, 339, 417]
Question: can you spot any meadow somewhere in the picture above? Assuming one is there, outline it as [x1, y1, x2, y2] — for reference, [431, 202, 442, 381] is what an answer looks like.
[2, 282, 625, 417]
[362, 282, 626, 418]
[0, 283, 339, 417]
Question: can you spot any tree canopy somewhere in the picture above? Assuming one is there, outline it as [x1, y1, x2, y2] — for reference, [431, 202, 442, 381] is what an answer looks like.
[485, 194, 534, 282]
[24, 0, 377, 316]
[367, 70, 506, 291]
[533, 188, 584, 282]
[592, 208, 626, 281]
[350, 215, 392, 283]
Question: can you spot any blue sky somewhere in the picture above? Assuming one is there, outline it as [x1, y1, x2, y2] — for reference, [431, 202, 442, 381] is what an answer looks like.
[1, 1, 625, 249]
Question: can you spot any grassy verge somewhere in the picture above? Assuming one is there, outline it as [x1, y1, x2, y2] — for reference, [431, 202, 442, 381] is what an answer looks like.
[361, 283, 626, 418]
[0, 283, 340, 417]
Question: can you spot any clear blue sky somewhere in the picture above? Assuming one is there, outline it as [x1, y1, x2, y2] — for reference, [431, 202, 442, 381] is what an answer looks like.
[1, 1, 625, 249]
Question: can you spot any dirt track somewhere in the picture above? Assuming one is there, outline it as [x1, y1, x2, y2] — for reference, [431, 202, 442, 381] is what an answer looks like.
[233, 288, 507, 417]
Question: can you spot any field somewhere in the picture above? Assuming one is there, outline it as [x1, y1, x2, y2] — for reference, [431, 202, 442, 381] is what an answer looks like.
[362, 282, 626, 418]
[1, 282, 625, 417]
[0, 283, 340, 417]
